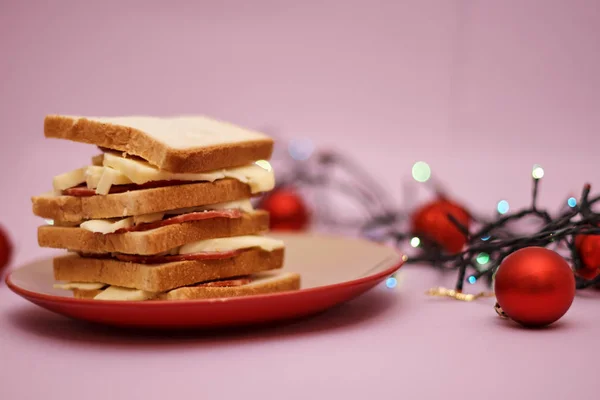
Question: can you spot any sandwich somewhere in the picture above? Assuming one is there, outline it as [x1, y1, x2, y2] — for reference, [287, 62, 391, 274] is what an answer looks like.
[33, 115, 300, 301]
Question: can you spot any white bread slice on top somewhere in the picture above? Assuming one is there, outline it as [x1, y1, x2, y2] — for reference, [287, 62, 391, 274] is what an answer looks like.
[68, 271, 301, 301]
[44, 115, 274, 173]
[53, 248, 285, 293]
[38, 211, 269, 255]
[32, 178, 255, 222]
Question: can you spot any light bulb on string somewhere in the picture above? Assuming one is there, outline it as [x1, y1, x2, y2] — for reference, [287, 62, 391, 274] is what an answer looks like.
[532, 164, 544, 180]
[412, 161, 431, 183]
[497, 200, 510, 214]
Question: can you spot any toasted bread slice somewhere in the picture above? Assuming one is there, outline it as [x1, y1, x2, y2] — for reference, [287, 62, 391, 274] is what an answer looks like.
[32, 178, 255, 222]
[53, 248, 284, 292]
[44, 115, 273, 173]
[69, 271, 300, 301]
[38, 211, 269, 255]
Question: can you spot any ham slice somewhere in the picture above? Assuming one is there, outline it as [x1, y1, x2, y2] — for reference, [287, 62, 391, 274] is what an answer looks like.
[62, 180, 191, 197]
[194, 277, 253, 288]
[113, 210, 243, 233]
[113, 249, 246, 264]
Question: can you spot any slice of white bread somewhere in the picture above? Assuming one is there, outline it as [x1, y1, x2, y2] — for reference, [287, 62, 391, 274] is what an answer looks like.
[69, 271, 301, 301]
[38, 211, 269, 255]
[32, 178, 255, 222]
[44, 115, 274, 173]
[53, 248, 284, 292]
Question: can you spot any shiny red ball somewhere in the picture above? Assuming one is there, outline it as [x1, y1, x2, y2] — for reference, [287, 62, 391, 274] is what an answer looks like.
[411, 197, 470, 254]
[0, 225, 12, 276]
[494, 247, 575, 328]
[258, 188, 310, 231]
[574, 234, 600, 279]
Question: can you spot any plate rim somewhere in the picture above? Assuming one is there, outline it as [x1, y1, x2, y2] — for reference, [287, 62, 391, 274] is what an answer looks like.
[5, 232, 407, 307]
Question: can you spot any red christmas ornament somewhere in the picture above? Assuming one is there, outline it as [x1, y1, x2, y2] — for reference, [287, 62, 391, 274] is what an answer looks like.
[0, 224, 12, 276]
[411, 197, 471, 254]
[574, 234, 600, 279]
[258, 187, 310, 231]
[494, 247, 575, 328]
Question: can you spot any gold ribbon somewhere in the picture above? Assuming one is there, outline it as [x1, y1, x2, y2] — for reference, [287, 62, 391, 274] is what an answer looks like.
[426, 287, 495, 302]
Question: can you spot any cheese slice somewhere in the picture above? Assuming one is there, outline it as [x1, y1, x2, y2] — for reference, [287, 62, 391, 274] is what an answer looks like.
[133, 212, 164, 225]
[80, 218, 134, 234]
[52, 167, 87, 192]
[85, 165, 132, 189]
[178, 235, 284, 255]
[94, 285, 156, 301]
[98, 152, 274, 194]
[53, 282, 106, 290]
[164, 199, 255, 215]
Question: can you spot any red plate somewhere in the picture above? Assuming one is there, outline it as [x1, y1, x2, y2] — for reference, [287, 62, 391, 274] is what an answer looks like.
[6, 233, 405, 329]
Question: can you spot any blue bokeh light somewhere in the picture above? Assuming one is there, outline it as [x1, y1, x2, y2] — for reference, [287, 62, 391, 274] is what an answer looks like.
[385, 276, 397, 288]
[497, 200, 510, 214]
[468, 276, 477, 284]
[567, 197, 577, 208]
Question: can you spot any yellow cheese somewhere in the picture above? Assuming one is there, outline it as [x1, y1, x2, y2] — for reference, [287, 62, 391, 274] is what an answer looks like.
[95, 167, 127, 195]
[53, 282, 106, 290]
[94, 285, 156, 301]
[98, 152, 274, 194]
[85, 165, 132, 189]
[178, 235, 284, 255]
[133, 212, 164, 225]
[52, 167, 87, 192]
[163, 199, 255, 215]
[80, 218, 134, 234]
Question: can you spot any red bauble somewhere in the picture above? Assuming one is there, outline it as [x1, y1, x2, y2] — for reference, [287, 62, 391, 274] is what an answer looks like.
[411, 197, 470, 254]
[494, 247, 575, 328]
[0, 225, 12, 276]
[258, 188, 310, 231]
[574, 234, 600, 279]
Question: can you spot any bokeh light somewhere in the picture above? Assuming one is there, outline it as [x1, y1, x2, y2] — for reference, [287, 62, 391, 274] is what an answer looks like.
[410, 237, 421, 247]
[497, 200, 510, 214]
[568, 197, 577, 208]
[386, 276, 398, 288]
[481, 235, 491, 241]
[288, 138, 314, 161]
[468, 276, 477, 284]
[476, 252, 490, 265]
[411, 161, 431, 182]
[532, 164, 545, 179]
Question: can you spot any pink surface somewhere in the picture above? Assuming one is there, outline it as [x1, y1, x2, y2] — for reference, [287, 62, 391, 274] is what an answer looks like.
[1, 1, 600, 398]
[2, 266, 599, 399]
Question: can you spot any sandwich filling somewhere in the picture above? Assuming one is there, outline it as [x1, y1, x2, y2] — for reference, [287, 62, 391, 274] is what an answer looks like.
[55, 276, 256, 301]
[53, 151, 274, 196]
[65, 199, 256, 234]
[78, 235, 284, 263]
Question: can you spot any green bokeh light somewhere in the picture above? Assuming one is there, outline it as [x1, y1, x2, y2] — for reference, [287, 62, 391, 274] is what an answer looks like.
[476, 252, 490, 265]
[412, 161, 431, 183]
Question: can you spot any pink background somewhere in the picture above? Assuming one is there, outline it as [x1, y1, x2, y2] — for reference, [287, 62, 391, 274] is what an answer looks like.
[1, 1, 599, 399]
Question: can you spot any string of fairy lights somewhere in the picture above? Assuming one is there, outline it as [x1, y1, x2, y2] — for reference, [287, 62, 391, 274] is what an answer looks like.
[272, 135, 599, 292]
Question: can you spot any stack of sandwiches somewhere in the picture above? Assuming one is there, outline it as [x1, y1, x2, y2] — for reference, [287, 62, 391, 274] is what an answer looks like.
[32, 115, 300, 301]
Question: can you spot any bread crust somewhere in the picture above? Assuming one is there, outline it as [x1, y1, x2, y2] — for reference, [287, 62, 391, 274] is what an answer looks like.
[53, 248, 284, 292]
[70, 272, 300, 300]
[44, 115, 273, 173]
[164, 272, 300, 300]
[32, 179, 255, 222]
[38, 211, 269, 255]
